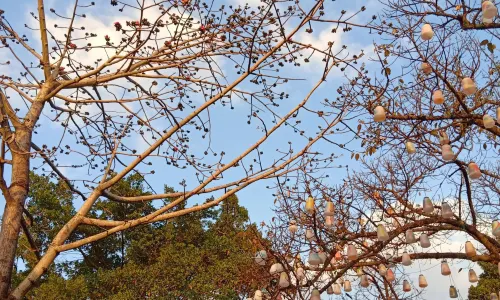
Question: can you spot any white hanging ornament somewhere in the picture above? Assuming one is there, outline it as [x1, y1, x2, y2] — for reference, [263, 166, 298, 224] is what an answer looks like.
[254, 290, 263, 300]
[403, 279, 411, 292]
[374, 106, 386, 122]
[386, 269, 396, 282]
[325, 201, 334, 216]
[493, 221, 500, 237]
[420, 23, 434, 40]
[379, 264, 387, 276]
[483, 1, 498, 19]
[402, 252, 412, 266]
[347, 244, 358, 261]
[423, 197, 434, 213]
[469, 162, 482, 179]
[279, 272, 290, 288]
[418, 274, 428, 288]
[310, 288, 321, 300]
[461, 77, 477, 95]
[377, 224, 390, 241]
[421, 62, 432, 75]
[305, 196, 315, 214]
[289, 220, 298, 233]
[406, 229, 416, 243]
[406, 141, 416, 154]
[420, 233, 431, 248]
[465, 241, 477, 257]
[449, 285, 458, 298]
[469, 269, 479, 283]
[255, 250, 267, 265]
[296, 267, 305, 281]
[360, 274, 370, 288]
[441, 202, 454, 218]
[333, 283, 342, 295]
[344, 280, 352, 292]
[270, 263, 284, 275]
[433, 90, 444, 104]
[305, 229, 315, 241]
[441, 144, 455, 161]
[484, 17, 494, 24]
[484, 114, 496, 128]
[326, 286, 334, 295]
[308, 251, 321, 266]
[441, 260, 451, 276]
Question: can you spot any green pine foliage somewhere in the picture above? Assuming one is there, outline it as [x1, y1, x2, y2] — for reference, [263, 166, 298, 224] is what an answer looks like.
[15, 173, 268, 299]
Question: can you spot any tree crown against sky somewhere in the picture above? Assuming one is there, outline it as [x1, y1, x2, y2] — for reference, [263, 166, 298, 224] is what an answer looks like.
[1, 0, 500, 299]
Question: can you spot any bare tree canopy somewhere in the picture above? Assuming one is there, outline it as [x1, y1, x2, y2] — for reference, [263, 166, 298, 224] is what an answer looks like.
[0, 0, 499, 299]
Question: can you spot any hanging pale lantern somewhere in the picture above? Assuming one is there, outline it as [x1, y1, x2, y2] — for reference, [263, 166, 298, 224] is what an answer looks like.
[469, 269, 479, 283]
[344, 280, 352, 292]
[441, 144, 455, 161]
[469, 162, 482, 179]
[318, 251, 327, 264]
[449, 285, 458, 298]
[406, 229, 416, 243]
[326, 285, 334, 295]
[347, 244, 358, 261]
[374, 106, 386, 122]
[483, 1, 498, 19]
[418, 274, 428, 288]
[421, 62, 432, 75]
[296, 267, 305, 281]
[254, 290, 263, 300]
[386, 269, 396, 282]
[402, 252, 412, 266]
[279, 272, 290, 288]
[325, 201, 334, 216]
[439, 131, 450, 145]
[306, 229, 315, 241]
[493, 221, 500, 237]
[491, 293, 499, 300]
[360, 274, 370, 288]
[270, 263, 284, 275]
[308, 251, 321, 266]
[403, 280, 411, 292]
[433, 90, 444, 104]
[406, 141, 416, 154]
[420, 233, 431, 248]
[333, 283, 341, 295]
[420, 23, 434, 40]
[310, 288, 321, 300]
[441, 260, 451, 276]
[379, 264, 387, 276]
[423, 197, 434, 213]
[289, 220, 298, 233]
[465, 241, 477, 257]
[484, 114, 496, 128]
[461, 77, 477, 95]
[325, 215, 334, 228]
[255, 250, 267, 265]
[305, 196, 315, 214]
[441, 202, 454, 218]
[377, 224, 390, 241]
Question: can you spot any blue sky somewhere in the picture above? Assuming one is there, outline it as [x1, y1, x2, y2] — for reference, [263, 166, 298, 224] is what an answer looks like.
[0, 0, 489, 298]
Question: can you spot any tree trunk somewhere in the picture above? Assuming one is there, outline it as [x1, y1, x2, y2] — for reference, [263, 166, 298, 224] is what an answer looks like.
[0, 134, 30, 299]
